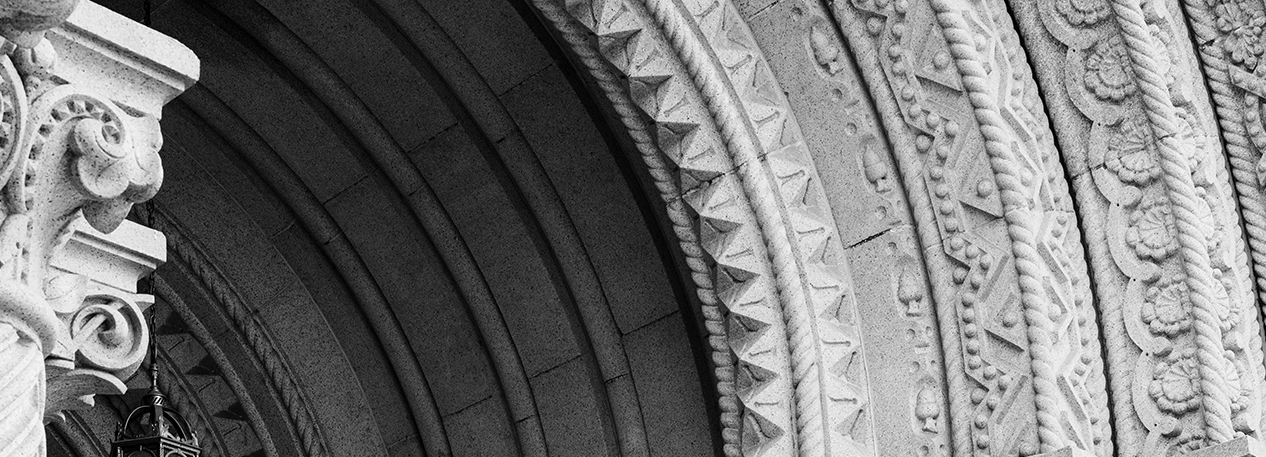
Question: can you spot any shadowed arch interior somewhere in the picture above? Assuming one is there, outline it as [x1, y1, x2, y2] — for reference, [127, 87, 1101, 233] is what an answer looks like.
[47, 0, 724, 455]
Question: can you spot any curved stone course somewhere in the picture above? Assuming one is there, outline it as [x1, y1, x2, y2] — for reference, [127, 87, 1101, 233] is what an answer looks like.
[24, 0, 1266, 456]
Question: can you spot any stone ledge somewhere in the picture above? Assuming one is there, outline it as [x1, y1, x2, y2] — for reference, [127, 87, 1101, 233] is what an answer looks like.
[47, 0, 199, 118]
[50, 218, 165, 294]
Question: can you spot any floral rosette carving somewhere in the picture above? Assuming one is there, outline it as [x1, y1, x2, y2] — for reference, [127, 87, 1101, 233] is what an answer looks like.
[1141, 274, 1192, 337]
[1126, 198, 1177, 261]
[1150, 348, 1201, 415]
[1056, 0, 1110, 26]
[1032, 0, 1266, 450]
[1212, 0, 1266, 71]
[1223, 353, 1251, 414]
[1104, 117, 1159, 185]
[1209, 270, 1239, 334]
[1084, 36, 1136, 102]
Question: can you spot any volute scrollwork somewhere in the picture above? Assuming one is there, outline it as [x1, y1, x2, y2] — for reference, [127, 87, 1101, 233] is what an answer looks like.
[43, 273, 152, 422]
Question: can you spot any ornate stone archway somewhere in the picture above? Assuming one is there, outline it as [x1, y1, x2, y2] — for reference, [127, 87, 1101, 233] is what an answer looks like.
[23, 0, 1266, 456]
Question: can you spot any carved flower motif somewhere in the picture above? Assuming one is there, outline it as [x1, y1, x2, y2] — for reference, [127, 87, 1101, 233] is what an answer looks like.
[1213, 0, 1266, 70]
[1105, 120, 1160, 185]
[1150, 349, 1201, 415]
[1211, 270, 1240, 333]
[1142, 276, 1192, 336]
[1225, 354, 1250, 413]
[1126, 200, 1177, 261]
[1177, 109, 1208, 168]
[1056, 0, 1110, 26]
[1084, 36, 1136, 102]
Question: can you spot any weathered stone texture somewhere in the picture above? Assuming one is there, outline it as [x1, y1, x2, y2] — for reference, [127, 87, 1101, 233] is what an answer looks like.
[32, 0, 1266, 456]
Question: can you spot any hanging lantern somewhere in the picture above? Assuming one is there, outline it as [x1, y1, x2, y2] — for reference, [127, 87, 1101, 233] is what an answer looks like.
[110, 309, 199, 457]
[111, 380, 200, 457]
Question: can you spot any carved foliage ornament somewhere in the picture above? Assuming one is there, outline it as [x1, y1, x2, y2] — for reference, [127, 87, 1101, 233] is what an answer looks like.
[0, 0, 166, 439]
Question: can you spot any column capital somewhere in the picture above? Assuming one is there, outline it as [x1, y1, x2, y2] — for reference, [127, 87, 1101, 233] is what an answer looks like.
[0, 0, 197, 441]
[45, 218, 164, 422]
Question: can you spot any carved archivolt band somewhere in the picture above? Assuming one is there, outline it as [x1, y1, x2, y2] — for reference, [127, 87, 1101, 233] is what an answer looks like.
[1114, 0, 1237, 443]
[931, 0, 1105, 452]
[535, 1, 797, 453]
[534, 0, 883, 455]
[535, 0, 1266, 455]
[21, 0, 1266, 456]
[831, 0, 1111, 454]
[1012, 0, 1263, 454]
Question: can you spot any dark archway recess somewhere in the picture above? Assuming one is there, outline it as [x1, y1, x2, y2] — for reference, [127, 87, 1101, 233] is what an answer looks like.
[48, 0, 722, 455]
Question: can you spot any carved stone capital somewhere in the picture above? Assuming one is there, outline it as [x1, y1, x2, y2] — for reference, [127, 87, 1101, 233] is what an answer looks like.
[44, 218, 163, 422]
[0, 0, 197, 452]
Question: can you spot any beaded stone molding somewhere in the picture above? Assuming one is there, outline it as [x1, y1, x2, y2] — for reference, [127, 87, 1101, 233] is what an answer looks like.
[534, 0, 1266, 455]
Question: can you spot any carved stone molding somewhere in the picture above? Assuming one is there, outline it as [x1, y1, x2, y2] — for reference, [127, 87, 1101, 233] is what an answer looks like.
[827, 0, 1111, 454]
[142, 204, 331, 457]
[536, 0, 1266, 455]
[1008, 0, 1265, 454]
[27, 0, 1266, 455]
[533, 0, 906, 455]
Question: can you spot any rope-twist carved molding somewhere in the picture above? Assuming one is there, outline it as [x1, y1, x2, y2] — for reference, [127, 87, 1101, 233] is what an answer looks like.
[1014, 0, 1262, 453]
[529, 1, 783, 454]
[1111, 0, 1237, 443]
[1176, 0, 1266, 437]
[931, 0, 1083, 451]
[830, 0, 1111, 454]
[533, 0, 877, 454]
[142, 205, 332, 457]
